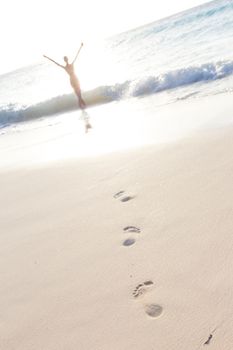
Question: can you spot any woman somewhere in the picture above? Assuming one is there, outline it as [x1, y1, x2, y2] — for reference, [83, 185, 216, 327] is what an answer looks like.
[43, 43, 86, 109]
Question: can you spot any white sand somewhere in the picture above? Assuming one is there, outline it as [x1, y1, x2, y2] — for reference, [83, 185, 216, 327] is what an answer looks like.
[1, 94, 233, 349]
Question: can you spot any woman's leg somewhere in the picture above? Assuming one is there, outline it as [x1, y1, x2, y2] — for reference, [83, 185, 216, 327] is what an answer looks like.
[79, 97, 86, 109]
[75, 88, 86, 109]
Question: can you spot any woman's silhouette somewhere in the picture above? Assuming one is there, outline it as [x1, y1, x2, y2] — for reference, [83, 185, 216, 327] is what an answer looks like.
[43, 43, 86, 109]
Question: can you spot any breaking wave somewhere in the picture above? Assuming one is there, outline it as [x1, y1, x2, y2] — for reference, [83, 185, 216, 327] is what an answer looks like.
[1, 59, 233, 127]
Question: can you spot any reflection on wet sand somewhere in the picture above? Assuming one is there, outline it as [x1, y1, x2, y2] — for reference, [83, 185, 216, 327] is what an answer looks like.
[80, 110, 92, 133]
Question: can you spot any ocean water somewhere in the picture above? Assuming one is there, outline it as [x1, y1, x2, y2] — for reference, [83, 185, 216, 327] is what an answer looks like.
[1, 0, 233, 130]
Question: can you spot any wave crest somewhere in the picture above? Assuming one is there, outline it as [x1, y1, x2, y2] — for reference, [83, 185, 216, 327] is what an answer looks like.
[1, 59, 233, 127]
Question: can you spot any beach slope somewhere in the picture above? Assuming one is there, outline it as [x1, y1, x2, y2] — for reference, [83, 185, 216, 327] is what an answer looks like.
[1, 97, 233, 349]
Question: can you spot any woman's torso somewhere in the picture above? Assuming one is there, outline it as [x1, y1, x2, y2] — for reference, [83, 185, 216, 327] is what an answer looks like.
[64, 64, 80, 88]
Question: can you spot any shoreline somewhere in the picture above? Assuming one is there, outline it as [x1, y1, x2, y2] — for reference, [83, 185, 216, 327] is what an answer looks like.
[1, 91, 233, 172]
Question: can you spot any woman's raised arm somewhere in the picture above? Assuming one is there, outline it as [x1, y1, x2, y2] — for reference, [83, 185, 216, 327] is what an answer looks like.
[43, 55, 64, 68]
[71, 43, 84, 64]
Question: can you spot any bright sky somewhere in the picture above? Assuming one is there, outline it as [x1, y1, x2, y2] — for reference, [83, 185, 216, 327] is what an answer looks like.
[1, 0, 208, 74]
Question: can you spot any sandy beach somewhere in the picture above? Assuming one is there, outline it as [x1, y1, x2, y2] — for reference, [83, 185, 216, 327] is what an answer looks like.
[1, 93, 233, 349]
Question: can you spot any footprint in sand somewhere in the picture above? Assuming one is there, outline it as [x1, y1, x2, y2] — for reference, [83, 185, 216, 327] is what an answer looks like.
[114, 191, 135, 202]
[122, 226, 141, 247]
[133, 280, 154, 298]
[123, 226, 141, 234]
[114, 191, 125, 198]
[144, 304, 163, 318]
[122, 238, 136, 246]
[132, 281, 163, 318]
